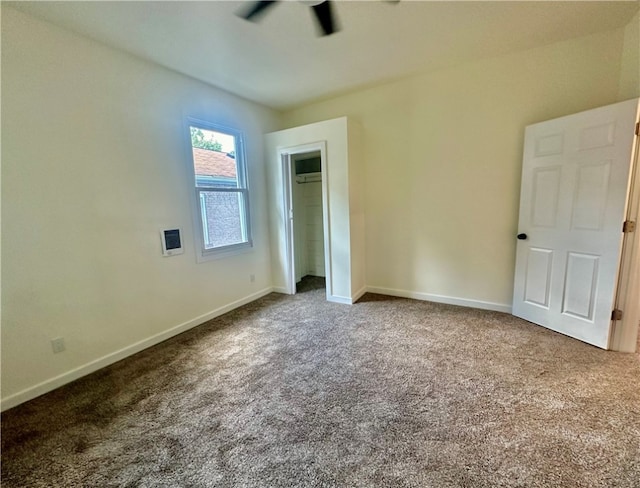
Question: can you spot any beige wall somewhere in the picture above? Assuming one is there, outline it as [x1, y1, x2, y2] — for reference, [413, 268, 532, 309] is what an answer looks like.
[618, 10, 640, 100]
[1, 7, 280, 408]
[283, 28, 629, 311]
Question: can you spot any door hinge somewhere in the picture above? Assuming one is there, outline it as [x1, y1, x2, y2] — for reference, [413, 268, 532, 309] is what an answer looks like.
[623, 220, 636, 233]
[636, 121, 640, 136]
[611, 309, 623, 321]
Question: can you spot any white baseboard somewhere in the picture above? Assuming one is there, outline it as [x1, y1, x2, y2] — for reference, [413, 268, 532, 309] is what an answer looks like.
[1, 287, 274, 412]
[327, 294, 353, 305]
[365, 286, 512, 314]
[271, 286, 290, 294]
[352, 286, 367, 303]
[327, 286, 367, 305]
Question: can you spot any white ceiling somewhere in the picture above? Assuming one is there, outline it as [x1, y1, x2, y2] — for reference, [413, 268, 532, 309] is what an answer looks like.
[8, 1, 639, 110]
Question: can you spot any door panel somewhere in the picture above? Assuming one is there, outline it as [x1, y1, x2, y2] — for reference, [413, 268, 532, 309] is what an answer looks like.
[534, 132, 564, 157]
[571, 161, 611, 231]
[579, 122, 615, 150]
[523, 248, 553, 308]
[562, 252, 599, 320]
[531, 167, 561, 227]
[513, 99, 639, 349]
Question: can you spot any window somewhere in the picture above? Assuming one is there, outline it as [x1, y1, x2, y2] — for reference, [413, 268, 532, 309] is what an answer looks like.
[187, 120, 252, 259]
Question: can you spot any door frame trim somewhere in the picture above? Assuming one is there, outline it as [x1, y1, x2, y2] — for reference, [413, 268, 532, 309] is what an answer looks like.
[611, 102, 640, 352]
[278, 141, 332, 300]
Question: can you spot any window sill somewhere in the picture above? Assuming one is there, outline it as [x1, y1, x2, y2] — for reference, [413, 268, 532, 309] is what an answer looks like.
[196, 241, 254, 263]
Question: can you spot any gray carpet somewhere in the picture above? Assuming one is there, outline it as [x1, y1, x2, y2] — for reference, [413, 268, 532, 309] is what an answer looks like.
[2, 277, 640, 487]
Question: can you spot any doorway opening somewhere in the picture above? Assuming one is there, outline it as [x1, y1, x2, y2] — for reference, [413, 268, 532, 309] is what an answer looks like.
[280, 142, 332, 300]
[291, 151, 326, 292]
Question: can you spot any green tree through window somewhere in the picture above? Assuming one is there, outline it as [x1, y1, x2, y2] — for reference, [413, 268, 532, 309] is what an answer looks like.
[190, 127, 223, 152]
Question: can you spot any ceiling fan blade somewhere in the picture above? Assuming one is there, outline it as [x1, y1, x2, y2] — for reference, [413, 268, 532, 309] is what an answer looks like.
[238, 1, 279, 22]
[311, 1, 339, 36]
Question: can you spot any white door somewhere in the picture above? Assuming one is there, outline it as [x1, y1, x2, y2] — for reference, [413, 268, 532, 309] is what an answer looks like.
[513, 98, 639, 349]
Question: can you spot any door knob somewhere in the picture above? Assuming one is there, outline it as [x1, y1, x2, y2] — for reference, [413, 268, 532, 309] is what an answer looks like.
[517, 233, 528, 240]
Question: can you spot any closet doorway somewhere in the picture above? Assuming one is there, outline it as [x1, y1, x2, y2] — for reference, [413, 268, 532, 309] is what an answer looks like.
[280, 142, 331, 298]
[292, 151, 325, 285]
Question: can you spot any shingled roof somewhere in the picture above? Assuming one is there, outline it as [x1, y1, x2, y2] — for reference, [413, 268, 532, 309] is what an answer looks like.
[192, 147, 237, 179]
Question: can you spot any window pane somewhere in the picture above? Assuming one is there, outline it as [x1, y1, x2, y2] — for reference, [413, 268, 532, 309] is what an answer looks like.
[200, 190, 247, 249]
[190, 126, 239, 188]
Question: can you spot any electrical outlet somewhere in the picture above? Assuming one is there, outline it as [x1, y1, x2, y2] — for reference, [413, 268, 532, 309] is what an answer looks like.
[250, 274, 256, 283]
[51, 337, 66, 354]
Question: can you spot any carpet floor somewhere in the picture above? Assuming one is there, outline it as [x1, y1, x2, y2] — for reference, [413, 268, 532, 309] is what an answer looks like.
[2, 277, 639, 487]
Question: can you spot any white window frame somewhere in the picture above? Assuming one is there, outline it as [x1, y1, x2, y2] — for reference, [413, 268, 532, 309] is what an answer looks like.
[185, 118, 253, 262]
